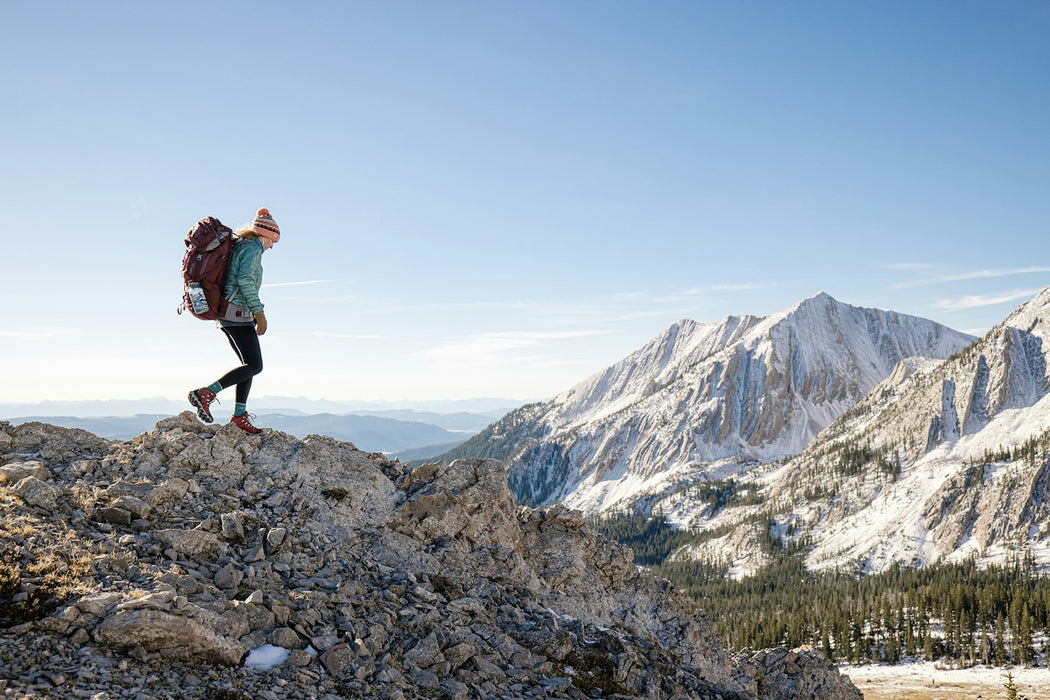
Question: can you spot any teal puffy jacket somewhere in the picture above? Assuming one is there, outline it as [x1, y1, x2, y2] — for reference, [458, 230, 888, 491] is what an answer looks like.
[223, 238, 265, 313]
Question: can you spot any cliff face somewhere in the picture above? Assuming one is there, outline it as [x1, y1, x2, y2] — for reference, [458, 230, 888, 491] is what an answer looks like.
[0, 414, 860, 700]
[789, 286, 1050, 573]
[673, 287, 1050, 576]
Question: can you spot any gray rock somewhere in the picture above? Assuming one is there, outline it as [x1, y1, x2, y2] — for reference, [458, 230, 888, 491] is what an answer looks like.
[470, 655, 507, 681]
[243, 541, 266, 563]
[213, 563, 243, 590]
[311, 633, 340, 651]
[11, 475, 62, 510]
[288, 648, 315, 667]
[110, 495, 151, 519]
[145, 478, 189, 505]
[734, 645, 863, 700]
[220, 513, 245, 542]
[95, 609, 246, 665]
[286, 434, 400, 530]
[153, 529, 224, 558]
[407, 667, 441, 689]
[404, 631, 444, 669]
[265, 527, 287, 553]
[76, 592, 122, 618]
[91, 506, 132, 525]
[318, 643, 354, 675]
[270, 627, 303, 649]
[443, 641, 476, 669]
[0, 460, 50, 484]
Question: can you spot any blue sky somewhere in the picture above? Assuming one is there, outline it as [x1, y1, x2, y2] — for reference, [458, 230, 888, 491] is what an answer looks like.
[2, 1, 1048, 404]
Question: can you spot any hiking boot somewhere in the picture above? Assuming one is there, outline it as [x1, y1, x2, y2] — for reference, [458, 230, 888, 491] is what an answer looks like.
[230, 412, 262, 434]
[188, 388, 218, 423]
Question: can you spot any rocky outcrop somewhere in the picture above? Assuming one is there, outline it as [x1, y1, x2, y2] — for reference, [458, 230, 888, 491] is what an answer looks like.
[734, 646, 862, 700]
[0, 415, 858, 699]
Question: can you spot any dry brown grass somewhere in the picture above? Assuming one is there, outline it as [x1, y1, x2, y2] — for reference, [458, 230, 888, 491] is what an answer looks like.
[0, 493, 94, 626]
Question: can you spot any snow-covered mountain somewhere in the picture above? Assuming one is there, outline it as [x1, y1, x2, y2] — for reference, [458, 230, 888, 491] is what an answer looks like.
[673, 286, 1050, 576]
[447, 292, 974, 514]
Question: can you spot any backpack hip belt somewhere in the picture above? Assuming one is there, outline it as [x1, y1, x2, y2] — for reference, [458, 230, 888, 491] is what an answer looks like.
[221, 303, 255, 323]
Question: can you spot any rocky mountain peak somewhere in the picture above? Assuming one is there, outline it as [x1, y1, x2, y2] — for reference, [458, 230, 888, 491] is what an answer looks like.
[0, 415, 860, 699]
[786, 290, 836, 312]
[451, 294, 975, 513]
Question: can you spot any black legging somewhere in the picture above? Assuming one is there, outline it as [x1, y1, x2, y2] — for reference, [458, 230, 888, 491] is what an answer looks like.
[216, 324, 263, 404]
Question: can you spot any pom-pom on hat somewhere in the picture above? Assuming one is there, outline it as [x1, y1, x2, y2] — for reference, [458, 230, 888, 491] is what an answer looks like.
[252, 208, 280, 242]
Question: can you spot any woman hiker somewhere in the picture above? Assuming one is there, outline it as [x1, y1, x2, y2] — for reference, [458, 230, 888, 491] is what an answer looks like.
[188, 207, 281, 434]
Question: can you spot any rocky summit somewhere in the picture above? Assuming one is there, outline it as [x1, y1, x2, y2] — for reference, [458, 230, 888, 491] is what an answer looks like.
[0, 415, 860, 700]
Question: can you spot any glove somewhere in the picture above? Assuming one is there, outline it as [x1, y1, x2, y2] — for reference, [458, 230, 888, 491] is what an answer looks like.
[254, 311, 268, 336]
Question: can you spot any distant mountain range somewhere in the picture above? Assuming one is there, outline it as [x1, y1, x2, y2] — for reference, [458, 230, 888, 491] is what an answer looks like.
[0, 396, 520, 419]
[1, 399, 522, 457]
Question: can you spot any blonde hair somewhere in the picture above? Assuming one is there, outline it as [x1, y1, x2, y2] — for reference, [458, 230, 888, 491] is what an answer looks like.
[235, 226, 262, 240]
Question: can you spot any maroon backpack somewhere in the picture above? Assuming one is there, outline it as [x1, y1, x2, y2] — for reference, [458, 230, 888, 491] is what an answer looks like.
[179, 216, 234, 321]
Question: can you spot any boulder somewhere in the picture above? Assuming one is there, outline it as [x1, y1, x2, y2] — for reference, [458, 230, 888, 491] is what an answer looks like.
[0, 461, 51, 485]
[154, 529, 225, 558]
[389, 459, 537, 586]
[734, 646, 864, 700]
[284, 434, 399, 530]
[10, 476, 62, 511]
[95, 609, 246, 665]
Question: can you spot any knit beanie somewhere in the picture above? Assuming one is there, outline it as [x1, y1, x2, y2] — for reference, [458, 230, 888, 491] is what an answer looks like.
[252, 208, 281, 241]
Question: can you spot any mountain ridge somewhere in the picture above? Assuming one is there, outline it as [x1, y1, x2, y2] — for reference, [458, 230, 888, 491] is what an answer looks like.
[666, 285, 1050, 576]
[444, 292, 975, 515]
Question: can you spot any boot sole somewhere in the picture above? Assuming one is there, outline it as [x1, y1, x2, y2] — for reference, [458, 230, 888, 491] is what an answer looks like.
[188, 391, 215, 424]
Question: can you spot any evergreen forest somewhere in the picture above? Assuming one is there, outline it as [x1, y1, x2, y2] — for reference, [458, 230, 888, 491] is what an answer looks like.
[592, 511, 1050, 667]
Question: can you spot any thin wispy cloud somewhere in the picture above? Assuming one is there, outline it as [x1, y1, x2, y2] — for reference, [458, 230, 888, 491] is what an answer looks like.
[344, 286, 743, 328]
[129, 195, 147, 220]
[357, 300, 533, 316]
[422, 330, 610, 362]
[313, 331, 386, 340]
[651, 282, 775, 307]
[883, 262, 936, 271]
[894, 266, 1050, 289]
[458, 300, 536, 312]
[0, 330, 68, 340]
[682, 282, 774, 294]
[932, 288, 1041, 311]
[608, 308, 695, 322]
[263, 280, 334, 289]
[289, 295, 363, 304]
[360, 302, 447, 315]
[467, 330, 611, 346]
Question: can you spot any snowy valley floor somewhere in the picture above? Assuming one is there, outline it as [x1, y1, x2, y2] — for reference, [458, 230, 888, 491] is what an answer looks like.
[841, 661, 1050, 699]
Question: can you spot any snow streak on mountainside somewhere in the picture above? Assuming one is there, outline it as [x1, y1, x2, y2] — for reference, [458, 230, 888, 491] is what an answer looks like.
[449, 293, 975, 515]
[679, 286, 1050, 576]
